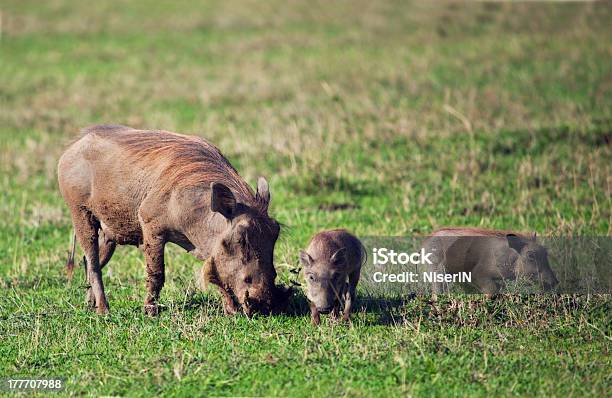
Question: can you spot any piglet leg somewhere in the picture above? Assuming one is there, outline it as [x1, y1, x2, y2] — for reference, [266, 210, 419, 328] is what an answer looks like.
[342, 269, 360, 322]
[309, 301, 320, 325]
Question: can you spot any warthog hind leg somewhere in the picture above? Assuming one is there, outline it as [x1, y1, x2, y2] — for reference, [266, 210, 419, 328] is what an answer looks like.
[71, 206, 109, 314]
[98, 229, 116, 268]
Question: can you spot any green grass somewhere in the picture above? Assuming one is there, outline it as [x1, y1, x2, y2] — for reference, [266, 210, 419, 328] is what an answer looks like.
[0, 0, 610, 396]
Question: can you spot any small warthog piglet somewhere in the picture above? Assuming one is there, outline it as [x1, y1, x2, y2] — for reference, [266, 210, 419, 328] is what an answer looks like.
[300, 229, 365, 325]
[423, 227, 558, 297]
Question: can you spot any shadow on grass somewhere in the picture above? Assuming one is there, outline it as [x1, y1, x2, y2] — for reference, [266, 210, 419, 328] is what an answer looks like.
[281, 290, 418, 325]
[180, 293, 223, 311]
[276, 292, 609, 327]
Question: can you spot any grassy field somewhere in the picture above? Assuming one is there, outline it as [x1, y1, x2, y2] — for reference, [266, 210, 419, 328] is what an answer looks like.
[0, 0, 610, 396]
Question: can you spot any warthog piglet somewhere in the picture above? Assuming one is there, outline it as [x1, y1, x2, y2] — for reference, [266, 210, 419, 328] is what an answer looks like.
[300, 229, 365, 325]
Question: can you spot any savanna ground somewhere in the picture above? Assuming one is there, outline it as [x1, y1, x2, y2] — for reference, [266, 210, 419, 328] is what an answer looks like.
[0, 1, 611, 396]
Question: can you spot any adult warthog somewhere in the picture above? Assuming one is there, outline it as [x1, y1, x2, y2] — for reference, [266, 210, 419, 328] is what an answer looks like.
[58, 125, 291, 316]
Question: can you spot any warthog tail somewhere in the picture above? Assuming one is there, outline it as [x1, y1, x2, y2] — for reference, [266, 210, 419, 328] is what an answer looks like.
[66, 232, 76, 280]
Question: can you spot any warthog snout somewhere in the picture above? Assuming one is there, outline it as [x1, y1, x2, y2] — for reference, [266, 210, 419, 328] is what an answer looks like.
[317, 306, 333, 314]
[240, 284, 293, 316]
[239, 287, 272, 317]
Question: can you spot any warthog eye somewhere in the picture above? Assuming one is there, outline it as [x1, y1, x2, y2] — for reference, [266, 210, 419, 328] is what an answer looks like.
[244, 276, 252, 284]
[307, 274, 315, 282]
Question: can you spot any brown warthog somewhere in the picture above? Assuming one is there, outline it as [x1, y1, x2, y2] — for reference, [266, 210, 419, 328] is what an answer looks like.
[299, 229, 365, 325]
[58, 125, 291, 316]
[422, 227, 559, 297]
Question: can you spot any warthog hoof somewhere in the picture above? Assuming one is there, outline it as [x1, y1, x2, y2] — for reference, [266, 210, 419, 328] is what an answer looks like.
[96, 305, 109, 315]
[144, 304, 159, 316]
[85, 287, 96, 309]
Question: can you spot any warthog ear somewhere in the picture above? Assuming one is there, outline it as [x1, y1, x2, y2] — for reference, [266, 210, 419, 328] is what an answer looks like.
[506, 234, 527, 253]
[299, 250, 313, 267]
[256, 177, 270, 206]
[330, 247, 347, 266]
[531, 232, 537, 242]
[211, 182, 236, 219]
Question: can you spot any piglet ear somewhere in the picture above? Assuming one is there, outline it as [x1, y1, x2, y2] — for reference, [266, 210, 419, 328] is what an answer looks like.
[210, 182, 236, 219]
[506, 234, 526, 253]
[330, 247, 347, 266]
[299, 250, 313, 267]
[256, 177, 270, 206]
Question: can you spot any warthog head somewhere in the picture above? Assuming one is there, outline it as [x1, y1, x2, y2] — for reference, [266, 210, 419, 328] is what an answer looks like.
[299, 248, 347, 313]
[507, 234, 559, 290]
[205, 177, 292, 315]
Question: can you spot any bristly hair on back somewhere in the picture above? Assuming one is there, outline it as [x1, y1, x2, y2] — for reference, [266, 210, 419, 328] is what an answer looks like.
[432, 227, 532, 239]
[83, 125, 269, 214]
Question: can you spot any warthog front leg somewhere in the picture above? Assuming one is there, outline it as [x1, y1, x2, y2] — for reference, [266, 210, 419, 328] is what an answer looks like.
[472, 262, 500, 298]
[142, 231, 165, 316]
[219, 286, 239, 315]
[429, 251, 447, 302]
[201, 258, 239, 316]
